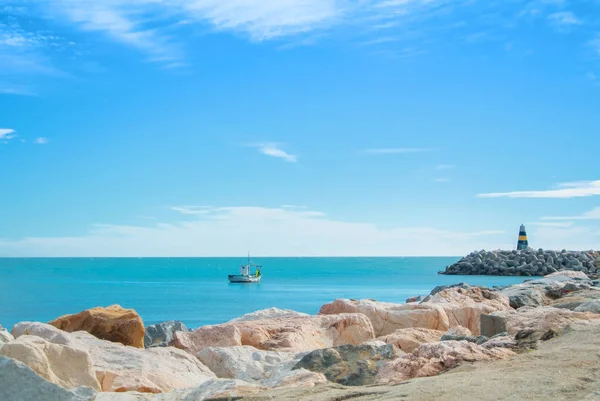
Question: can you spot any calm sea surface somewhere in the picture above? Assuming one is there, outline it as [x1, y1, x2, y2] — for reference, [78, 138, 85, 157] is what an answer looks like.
[0, 257, 528, 330]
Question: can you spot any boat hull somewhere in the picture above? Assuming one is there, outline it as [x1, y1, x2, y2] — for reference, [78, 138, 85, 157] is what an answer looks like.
[228, 274, 262, 283]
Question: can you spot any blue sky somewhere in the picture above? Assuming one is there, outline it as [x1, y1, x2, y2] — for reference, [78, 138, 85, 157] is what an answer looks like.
[1, 0, 599, 256]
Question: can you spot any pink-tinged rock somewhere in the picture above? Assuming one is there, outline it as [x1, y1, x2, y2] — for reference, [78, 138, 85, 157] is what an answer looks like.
[444, 326, 472, 337]
[170, 325, 242, 355]
[172, 313, 374, 354]
[376, 341, 516, 384]
[376, 328, 444, 353]
[228, 308, 310, 322]
[546, 271, 589, 280]
[0, 335, 101, 391]
[70, 332, 216, 393]
[319, 299, 449, 336]
[425, 287, 511, 335]
[483, 306, 600, 336]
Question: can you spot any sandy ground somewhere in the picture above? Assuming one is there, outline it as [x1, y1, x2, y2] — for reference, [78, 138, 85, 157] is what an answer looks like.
[221, 324, 600, 401]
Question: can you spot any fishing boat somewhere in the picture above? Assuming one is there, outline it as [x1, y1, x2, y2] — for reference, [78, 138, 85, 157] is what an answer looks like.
[228, 253, 262, 283]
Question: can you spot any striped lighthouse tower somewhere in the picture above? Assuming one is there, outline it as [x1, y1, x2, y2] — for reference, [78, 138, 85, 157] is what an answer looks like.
[516, 224, 529, 251]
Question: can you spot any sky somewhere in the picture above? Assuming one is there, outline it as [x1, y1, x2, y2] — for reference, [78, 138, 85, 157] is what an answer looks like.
[1, 0, 599, 257]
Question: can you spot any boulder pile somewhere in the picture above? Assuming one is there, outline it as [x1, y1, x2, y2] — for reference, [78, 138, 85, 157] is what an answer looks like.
[441, 249, 600, 277]
[1, 271, 600, 400]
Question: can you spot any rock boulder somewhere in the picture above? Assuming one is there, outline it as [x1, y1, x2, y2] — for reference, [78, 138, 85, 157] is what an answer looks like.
[319, 299, 449, 336]
[144, 321, 187, 348]
[0, 335, 101, 391]
[0, 356, 96, 401]
[376, 341, 515, 384]
[480, 306, 600, 337]
[48, 305, 145, 348]
[376, 328, 444, 353]
[294, 343, 399, 386]
[172, 313, 374, 354]
[11, 322, 216, 394]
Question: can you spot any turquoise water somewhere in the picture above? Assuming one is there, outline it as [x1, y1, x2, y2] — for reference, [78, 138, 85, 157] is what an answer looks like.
[0, 257, 528, 330]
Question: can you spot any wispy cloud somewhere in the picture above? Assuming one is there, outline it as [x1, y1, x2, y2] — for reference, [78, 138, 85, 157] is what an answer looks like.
[364, 148, 432, 155]
[0, 129, 16, 140]
[0, 85, 37, 96]
[477, 180, 600, 199]
[527, 221, 574, 227]
[252, 143, 298, 162]
[548, 11, 582, 29]
[435, 164, 454, 170]
[0, 205, 509, 257]
[542, 207, 600, 221]
[170, 206, 218, 215]
[434, 177, 449, 183]
[33, 137, 49, 144]
[591, 36, 600, 56]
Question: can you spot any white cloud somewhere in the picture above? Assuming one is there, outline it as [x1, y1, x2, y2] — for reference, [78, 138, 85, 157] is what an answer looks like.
[35, 0, 463, 64]
[0, 206, 509, 257]
[435, 164, 454, 170]
[34, 137, 49, 144]
[548, 11, 581, 27]
[0, 129, 16, 140]
[0, 85, 37, 96]
[254, 143, 297, 162]
[591, 36, 600, 56]
[477, 180, 600, 199]
[41, 0, 344, 62]
[528, 225, 600, 251]
[542, 207, 600, 221]
[527, 221, 574, 227]
[171, 206, 218, 215]
[434, 177, 449, 183]
[364, 148, 431, 154]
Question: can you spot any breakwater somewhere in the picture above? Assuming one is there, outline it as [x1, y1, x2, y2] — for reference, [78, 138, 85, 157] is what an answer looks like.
[441, 249, 600, 277]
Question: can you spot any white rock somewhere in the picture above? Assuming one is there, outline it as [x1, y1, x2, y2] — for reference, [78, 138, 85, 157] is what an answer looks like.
[0, 328, 14, 343]
[71, 331, 216, 393]
[546, 271, 589, 280]
[0, 335, 101, 391]
[12, 322, 72, 345]
[197, 346, 295, 383]
[228, 308, 310, 322]
[10, 322, 216, 393]
[196, 346, 325, 388]
[0, 356, 96, 401]
[575, 300, 600, 314]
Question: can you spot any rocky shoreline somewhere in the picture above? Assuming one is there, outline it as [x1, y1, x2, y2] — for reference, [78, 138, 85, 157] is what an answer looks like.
[440, 249, 600, 277]
[2, 270, 600, 401]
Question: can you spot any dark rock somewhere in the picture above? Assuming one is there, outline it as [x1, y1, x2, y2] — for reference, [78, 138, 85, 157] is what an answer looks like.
[500, 286, 545, 309]
[293, 343, 399, 386]
[574, 300, 600, 313]
[430, 282, 470, 296]
[441, 334, 488, 345]
[562, 283, 591, 293]
[480, 313, 507, 338]
[406, 295, 426, 303]
[144, 320, 188, 348]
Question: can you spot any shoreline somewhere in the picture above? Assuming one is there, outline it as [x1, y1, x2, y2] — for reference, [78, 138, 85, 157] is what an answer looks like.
[1, 267, 600, 400]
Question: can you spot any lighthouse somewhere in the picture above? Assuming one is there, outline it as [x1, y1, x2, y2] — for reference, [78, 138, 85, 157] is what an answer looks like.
[516, 224, 529, 251]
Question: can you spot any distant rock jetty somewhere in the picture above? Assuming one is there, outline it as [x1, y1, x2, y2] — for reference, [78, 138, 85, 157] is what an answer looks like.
[441, 249, 600, 277]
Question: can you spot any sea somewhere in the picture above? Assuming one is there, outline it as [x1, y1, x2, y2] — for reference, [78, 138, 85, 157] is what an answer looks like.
[0, 257, 529, 330]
